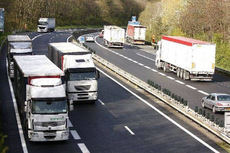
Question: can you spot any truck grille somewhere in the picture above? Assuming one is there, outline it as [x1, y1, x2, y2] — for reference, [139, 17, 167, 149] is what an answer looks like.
[35, 121, 65, 127]
[74, 85, 91, 91]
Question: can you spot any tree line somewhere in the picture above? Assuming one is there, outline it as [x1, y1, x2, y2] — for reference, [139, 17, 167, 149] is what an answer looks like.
[0, 0, 145, 32]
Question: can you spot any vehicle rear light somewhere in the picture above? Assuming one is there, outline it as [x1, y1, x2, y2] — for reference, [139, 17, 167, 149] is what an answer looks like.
[216, 102, 223, 106]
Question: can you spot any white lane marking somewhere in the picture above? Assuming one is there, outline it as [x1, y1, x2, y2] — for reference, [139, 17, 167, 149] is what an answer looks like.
[138, 63, 144, 66]
[124, 126, 135, 135]
[6, 59, 28, 153]
[198, 90, 209, 96]
[97, 67, 219, 153]
[31, 33, 50, 41]
[136, 53, 155, 62]
[67, 35, 72, 42]
[158, 72, 166, 76]
[67, 118, 73, 128]
[78, 143, 90, 153]
[144, 66, 151, 69]
[175, 80, 185, 85]
[132, 60, 138, 64]
[167, 76, 175, 80]
[98, 99, 105, 105]
[151, 69, 157, 72]
[186, 85, 197, 90]
[70, 130, 81, 140]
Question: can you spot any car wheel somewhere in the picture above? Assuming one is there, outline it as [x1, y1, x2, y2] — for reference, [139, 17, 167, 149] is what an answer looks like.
[201, 101, 205, 108]
[212, 106, 216, 114]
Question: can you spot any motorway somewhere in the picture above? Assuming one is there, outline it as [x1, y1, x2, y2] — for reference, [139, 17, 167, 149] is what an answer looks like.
[85, 34, 230, 121]
[0, 31, 227, 153]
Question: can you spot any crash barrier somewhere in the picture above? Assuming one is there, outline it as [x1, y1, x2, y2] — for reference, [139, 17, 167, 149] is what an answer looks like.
[71, 32, 230, 144]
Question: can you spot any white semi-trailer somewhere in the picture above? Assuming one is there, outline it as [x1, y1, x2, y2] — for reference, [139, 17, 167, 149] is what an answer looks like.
[37, 18, 55, 32]
[155, 36, 216, 81]
[13, 55, 70, 141]
[103, 25, 125, 48]
[7, 35, 32, 79]
[48, 42, 99, 103]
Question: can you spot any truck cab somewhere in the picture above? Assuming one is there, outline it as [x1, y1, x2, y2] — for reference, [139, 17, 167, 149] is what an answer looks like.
[37, 18, 55, 33]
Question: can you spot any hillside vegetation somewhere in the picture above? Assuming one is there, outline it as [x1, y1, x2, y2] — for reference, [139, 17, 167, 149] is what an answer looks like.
[139, 0, 230, 70]
[0, 0, 145, 32]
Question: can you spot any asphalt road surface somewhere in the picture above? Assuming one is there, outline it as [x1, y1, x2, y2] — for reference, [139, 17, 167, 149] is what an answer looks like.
[0, 31, 227, 153]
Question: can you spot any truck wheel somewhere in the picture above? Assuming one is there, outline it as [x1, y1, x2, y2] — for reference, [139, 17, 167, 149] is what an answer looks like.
[163, 63, 168, 72]
[183, 71, 190, 80]
[201, 101, 205, 108]
[212, 106, 216, 114]
[176, 68, 180, 77]
[156, 61, 161, 69]
[180, 69, 183, 78]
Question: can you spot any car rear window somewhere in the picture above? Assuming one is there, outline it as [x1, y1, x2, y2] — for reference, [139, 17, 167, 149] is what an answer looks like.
[217, 95, 230, 101]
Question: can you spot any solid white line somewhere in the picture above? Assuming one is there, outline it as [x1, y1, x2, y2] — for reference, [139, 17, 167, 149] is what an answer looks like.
[151, 69, 157, 72]
[70, 130, 81, 140]
[158, 72, 166, 76]
[132, 60, 138, 64]
[98, 99, 105, 105]
[32, 33, 49, 41]
[124, 126, 135, 135]
[136, 53, 155, 62]
[67, 118, 73, 128]
[78, 143, 90, 153]
[97, 67, 219, 153]
[186, 85, 197, 90]
[6, 59, 28, 153]
[198, 90, 209, 96]
[175, 80, 185, 85]
[167, 76, 175, 80]
[138, 63, 144, 66]
[144, 66, 151, 69]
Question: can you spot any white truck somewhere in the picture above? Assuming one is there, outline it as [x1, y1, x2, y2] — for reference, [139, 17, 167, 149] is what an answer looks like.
[13, 55, 70, 141]
[155, 36, 216, 81]
[103, 25, 125, 48]
[7, 35, 32, 79]
[37, 18, 55, 32]
[48, 42, 99, 103]
[126, 16, 146, 45]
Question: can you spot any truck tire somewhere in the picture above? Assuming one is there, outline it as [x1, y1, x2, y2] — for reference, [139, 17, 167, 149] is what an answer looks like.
[176, 68, 180, 77]
[180, 69, 183, 78]
[163, 63, 168, 72]
[183, 71, 190, 80]
[212, 106, 216, 114]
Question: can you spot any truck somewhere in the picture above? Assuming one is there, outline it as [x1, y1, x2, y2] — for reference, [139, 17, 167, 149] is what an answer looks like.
[13, 55, 70, 141]
[37, 18, 55, 32]
[126, 16, 146, 45]
[48, 42, 99, 103]
[103, 25, 125, 48]
[7, 35, 32, 79]
[155, 36, 216, 81]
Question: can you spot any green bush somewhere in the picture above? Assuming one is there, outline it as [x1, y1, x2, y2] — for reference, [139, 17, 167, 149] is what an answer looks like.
[0, 134, 8, 153]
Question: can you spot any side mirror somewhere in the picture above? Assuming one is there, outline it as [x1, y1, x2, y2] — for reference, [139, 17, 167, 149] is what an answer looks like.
[68, 100, 74, 111]
[24, 101, 28, 112]
[96, 70, 100, 79]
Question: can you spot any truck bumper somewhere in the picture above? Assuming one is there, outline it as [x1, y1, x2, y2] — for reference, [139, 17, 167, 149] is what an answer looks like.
[190, 73, 214, 81]
[68, 91, 98, 102]
[28, 129, 69, 141]
[37, 28, 48, 33]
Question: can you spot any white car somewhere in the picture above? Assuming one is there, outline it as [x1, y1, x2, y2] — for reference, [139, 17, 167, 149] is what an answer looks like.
[201, 93, 230, 113]
[85, 35, 94, 42]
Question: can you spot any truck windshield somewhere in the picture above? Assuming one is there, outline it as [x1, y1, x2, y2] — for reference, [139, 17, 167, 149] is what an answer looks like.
[38, 22, 48, 25]
[10, 42, 32, 49]
[32, 99, 67, 114]
[69, 69, 96, 81]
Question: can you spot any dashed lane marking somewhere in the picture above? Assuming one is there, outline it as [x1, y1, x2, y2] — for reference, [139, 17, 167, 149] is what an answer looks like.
[124, 126, 135, 135]
[67, 118, 73, 128]
[186, 85, 197, 90]
[175, 80, 185, 85]
[158, 72, 166, 76]
[167, 76, 175, 80]
[198, 90, 209, 96]
[78, 143, 90, 153]
[136, 53, 155, 62]
[70, 130, 81, 140]
[98, 99, 105, 105]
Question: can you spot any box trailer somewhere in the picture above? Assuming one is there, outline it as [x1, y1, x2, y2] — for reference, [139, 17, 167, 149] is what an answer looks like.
[103, 25, 125, 48]
[155, 36, 216, 81]
[126, 25, 146, 45]
[37, 18, 55, 32]
[7, 35, 32, 79]
[48, 42, 99, 103]
[13, 55, 70, 141]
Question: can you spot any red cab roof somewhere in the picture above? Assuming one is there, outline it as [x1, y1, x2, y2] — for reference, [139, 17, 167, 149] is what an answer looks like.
[162, 36, 211, 46]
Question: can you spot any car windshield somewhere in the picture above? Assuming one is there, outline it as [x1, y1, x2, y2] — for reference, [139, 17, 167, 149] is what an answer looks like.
[10, 42, 32, 49]
[69, 71, 96, 81]
[32, 99, 67, 114]
[217, 95, 230, 101]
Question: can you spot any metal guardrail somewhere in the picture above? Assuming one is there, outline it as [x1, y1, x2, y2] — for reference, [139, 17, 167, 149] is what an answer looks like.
[71, 31, 230, 145]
